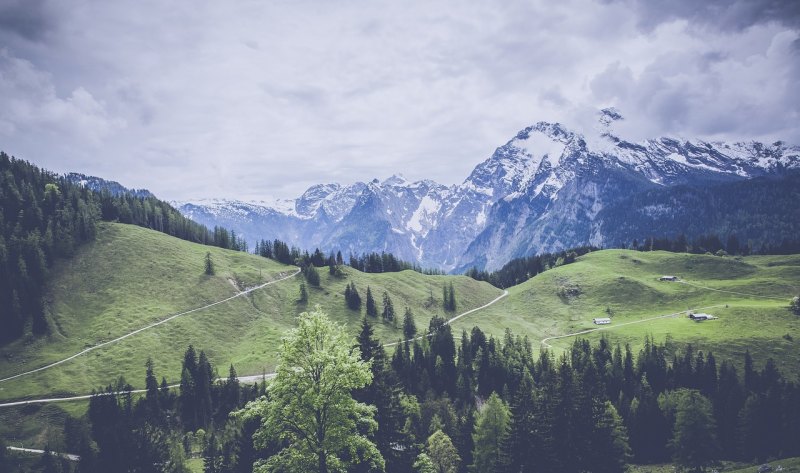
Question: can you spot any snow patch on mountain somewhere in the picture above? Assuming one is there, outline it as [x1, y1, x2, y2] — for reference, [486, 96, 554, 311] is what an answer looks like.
[178, 109, 800, 272]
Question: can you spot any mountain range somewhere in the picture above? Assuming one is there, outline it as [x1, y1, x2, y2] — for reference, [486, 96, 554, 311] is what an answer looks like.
[176, 109, 800, 272]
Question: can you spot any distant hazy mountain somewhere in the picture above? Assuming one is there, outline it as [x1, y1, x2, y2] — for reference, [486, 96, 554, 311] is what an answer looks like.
[66, 172, 154, 198]
[177, 109, 800, 271]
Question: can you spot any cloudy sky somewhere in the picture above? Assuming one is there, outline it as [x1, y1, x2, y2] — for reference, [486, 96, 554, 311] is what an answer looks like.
[1, 0, 798, 201]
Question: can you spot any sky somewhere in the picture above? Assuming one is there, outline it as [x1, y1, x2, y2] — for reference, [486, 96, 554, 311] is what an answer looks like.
[0, 0, 798, 201]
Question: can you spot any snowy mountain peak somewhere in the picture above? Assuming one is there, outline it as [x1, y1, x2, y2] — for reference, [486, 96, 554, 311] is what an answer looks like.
[381, 174, 408, 187]
[177, 111, 800, 272]
[598, 107, 624, 126]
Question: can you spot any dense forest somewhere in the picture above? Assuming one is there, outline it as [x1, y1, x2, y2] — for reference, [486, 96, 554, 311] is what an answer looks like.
[464, 245, 597, 288]
[12, 313, 798, 473]
[254, 238, 443, 276]
[465, 230, 800, 290]
[0, 154, 247, 343]
[599, 170, 800, 252]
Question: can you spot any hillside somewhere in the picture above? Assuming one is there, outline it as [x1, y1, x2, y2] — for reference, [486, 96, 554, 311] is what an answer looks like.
[452, 249, 800, 375]
[0, 223, 503, 402]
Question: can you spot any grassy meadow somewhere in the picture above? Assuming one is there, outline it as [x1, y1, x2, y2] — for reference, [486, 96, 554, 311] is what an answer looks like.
[451, 250, 800, 376]
[0, 223, 502, 402]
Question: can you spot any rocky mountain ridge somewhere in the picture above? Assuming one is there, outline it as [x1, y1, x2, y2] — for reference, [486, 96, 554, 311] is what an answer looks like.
[177, 110, 800, 271]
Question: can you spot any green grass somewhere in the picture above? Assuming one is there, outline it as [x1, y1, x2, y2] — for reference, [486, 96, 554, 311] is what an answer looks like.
[451, 250, 800, 376]
[0, 404, 71, 452]
[0, 223, 502, 402]
[2, 224, 800, 451]
[628, 457, 800, 473]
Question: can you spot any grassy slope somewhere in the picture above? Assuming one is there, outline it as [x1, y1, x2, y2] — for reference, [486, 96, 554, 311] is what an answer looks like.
[0, 223, 502, 402]
[452, 249, 800, 376]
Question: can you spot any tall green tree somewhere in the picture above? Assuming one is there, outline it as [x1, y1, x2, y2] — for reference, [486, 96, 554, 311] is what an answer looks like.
[587, 401, 630, 473]
[204, 252, 215, 275]
[426, 430, 460, 473]
[382, 291, 395, 322]
[470, 392, 509, 473]
[304, 264, 320, 287]
[239, 307, 384, 473]
[403, 306, 418, 341]
[366, 286, 378, 317]
[663, 389, 719, 473]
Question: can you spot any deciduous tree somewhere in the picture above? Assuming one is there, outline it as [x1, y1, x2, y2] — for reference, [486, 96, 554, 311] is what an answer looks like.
[239, 307, 383, 473]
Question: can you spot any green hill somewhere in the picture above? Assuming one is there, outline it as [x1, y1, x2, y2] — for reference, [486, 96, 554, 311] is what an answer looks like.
[0, 222, 503, 402]
[452, 249, 800, 376]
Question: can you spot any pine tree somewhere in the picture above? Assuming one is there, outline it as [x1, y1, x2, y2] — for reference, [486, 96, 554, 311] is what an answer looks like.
[144, 357, 160, 421]
[442, 282, 456, 311]
[499, 374, 536, 472]
[403, 306, 417, 341]
[665, 389, 719, 472]
[426, 430, 460, 473]
[382, 291, 395, 322]
[366, 286, 378, 317]
[471, 392, 510, 473]
[304, 264, 320, 287]
[204, 252, 215, 275]
[588, 401, 630, 473]
[355, 317, 408, 471]
[345, 282, 361, 311]
[299, 282, 308, 303]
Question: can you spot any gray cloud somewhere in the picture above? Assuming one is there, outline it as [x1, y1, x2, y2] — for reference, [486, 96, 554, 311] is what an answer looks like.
[0, 0, 54, 42]
[0, 0, 798, 201]
[614, 0, 800, 32]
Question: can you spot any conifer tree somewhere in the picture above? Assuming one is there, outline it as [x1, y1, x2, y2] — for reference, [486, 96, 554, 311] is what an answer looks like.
[304, 264, 320, 287]
[403, 306, 417, 341]
[204, 252, 215, 275]
[144, 357, 161, 421]
[299, 282, 308, 303]
[366, 286, 378, 317]
[426, 430, 460, 473]
[345, 282, 361, 311]
[664, 389, 719, 472]
[382, 291, 395, 322]
[471, 392, 510, 473]
[355, 316, 408, 470]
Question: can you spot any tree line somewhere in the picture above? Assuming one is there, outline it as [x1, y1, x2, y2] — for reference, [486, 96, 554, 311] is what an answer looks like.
[598, 170, 800, 254]
[624, 233, 800, 256]
[234, 315, 800, 473]
[29, 313, 799, 473]
[465, 245, 597, 288]
[465, 230, 800, 290]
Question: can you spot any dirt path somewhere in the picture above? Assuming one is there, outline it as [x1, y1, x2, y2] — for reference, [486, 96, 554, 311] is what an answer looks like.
[0, 289, 508, 407]
[6, 446, 80, 461]
[677, 279, 789, 300]
[538, 275, 791, 349]
[384, 290, 509, 347]
[539, 304, 726, 349]
[0, 268, 301, 384]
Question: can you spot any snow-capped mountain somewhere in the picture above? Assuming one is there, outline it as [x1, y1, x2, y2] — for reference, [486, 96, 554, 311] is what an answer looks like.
[177, 109, 800, 272]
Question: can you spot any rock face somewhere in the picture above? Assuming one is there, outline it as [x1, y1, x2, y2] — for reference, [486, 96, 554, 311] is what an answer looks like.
[176, 109, 800, 272]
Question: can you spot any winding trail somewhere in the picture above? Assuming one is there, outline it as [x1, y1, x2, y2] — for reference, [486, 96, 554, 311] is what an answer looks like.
[0, 269, 301, 384]
[0, 287, 507, 408]
[539, 276, 791, 349]
[540, 304, 726, 349]
[384, 290, 509, 347]
[6, 446, 80, 462]
[677, 279, 789, 301]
